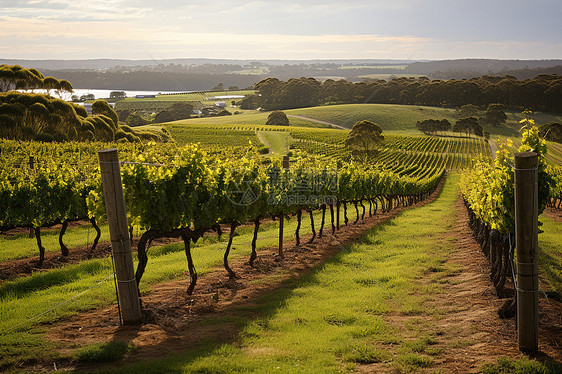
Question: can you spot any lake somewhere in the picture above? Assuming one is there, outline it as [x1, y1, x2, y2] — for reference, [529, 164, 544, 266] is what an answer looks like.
[21, 88, 192, 101]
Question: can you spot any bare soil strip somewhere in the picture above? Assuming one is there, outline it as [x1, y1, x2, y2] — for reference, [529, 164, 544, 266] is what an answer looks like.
[359, 194, 561, 373]
[0, 237, 179, 284]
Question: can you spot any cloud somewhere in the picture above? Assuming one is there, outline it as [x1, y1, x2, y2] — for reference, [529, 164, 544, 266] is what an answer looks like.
[1, 0, 561, 60]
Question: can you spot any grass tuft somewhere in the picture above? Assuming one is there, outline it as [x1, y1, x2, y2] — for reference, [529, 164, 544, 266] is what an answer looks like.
[481, 357, 562, 374]
[75, 341, 134, 363]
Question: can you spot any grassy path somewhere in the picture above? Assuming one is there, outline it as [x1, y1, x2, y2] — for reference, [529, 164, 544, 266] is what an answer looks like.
[93, 174, 467, 372]
[256, 131, 290, 155]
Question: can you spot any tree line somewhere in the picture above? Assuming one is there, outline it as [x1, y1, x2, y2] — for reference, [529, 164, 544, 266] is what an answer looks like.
[0, 92, 169, 143]
[0, 65, 171, 143]
[245, 74, 562, 113]
[0, 65, 73, 95]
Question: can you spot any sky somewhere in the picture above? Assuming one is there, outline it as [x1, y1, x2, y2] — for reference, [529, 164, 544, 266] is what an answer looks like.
[1, 0, 561, 61]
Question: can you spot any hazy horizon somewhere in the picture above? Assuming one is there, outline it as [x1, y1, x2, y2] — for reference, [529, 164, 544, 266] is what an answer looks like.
[1, 0, 561, 61]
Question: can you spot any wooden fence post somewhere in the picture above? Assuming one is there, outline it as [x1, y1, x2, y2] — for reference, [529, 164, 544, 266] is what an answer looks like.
[514, 151, 539, 354]
[98, 149, 143, 325]
[278, 156, 290, 257]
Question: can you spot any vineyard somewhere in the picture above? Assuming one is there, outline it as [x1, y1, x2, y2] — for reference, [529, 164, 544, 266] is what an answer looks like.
[1, 122, 561, 372]
[163, 123, 492, 173]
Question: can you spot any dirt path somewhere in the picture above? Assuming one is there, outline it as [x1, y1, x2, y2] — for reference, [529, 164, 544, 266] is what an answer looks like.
[489, 139, 498, 159]
[287, 115, 348, 130]
[360, 194, 561, 373]
[544, 207, 562, 222]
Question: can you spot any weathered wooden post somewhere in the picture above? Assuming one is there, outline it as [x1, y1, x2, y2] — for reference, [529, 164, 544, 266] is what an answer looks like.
[98, 149, 143, 325]
[514, 152, 539, 354]
[278, 156, 290, 257]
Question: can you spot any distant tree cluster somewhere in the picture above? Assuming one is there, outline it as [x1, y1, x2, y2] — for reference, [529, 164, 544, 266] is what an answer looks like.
[252, 74, 562, 113]
[482, 103, 507, 126]
[416, 119, 451, 135]
[110, 90, 126, 99]
[0, 65, 73, 96]
[416, 117, 485, 138]
[153, 102, 194, 123]
[453, 117, 483, 137]
[0, 92, 169, 143]
[254, 77, 321, 110]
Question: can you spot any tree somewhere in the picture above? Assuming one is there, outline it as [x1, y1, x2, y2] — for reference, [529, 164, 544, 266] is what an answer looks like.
[482, 103, 507, 126]
[454, 117, 482, 137]
[56, 80, 73, 98]
[265, 111, 289, 126]
[0, 65, 44, 92]
[42, 76, 61, 96]
[345, 120, 384, 162]
[254, 78, 282, 110]
[239, 94, 261, 109]
[80, 93, 95, 101]
[416, 119, 451, 136]
[92, 100, 119, 129]
[110, 91, 126, 99]
[126, 113, 148, 127]
[154, 102, 193, 123]
[457, 104, 479, 118]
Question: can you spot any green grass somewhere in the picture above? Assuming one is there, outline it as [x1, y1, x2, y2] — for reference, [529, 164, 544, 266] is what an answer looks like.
[165, 111, 330, 129]
[0, 204, 350, 369]
[164, 104, 562, 141]
[258, 131, 290, 155]
[119, 90, 255, 103]
[538, 214, 562, 294]
[95, 174, 461, 373]
[287, 104, 529, 136]
[75, 341, 135, 363]
[481, 357, 562, 374]
[0, 223, 111, 262]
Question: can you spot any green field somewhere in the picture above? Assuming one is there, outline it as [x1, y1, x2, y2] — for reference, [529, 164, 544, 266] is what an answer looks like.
[0, 204, 366, 369]
[164, 111, 331, 128]
[119, 90, 255, 103]
[168, 103, 562, 137]
[114, 90, 256, 112]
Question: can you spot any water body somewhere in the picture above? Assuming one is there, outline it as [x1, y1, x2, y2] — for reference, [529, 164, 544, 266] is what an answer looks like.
[21, 89, 191, 101]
